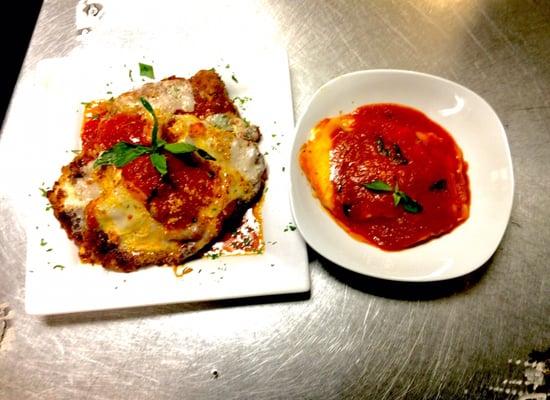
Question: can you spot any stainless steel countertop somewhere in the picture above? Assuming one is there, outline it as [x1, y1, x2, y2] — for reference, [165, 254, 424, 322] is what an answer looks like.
[1, 1, 549, 399]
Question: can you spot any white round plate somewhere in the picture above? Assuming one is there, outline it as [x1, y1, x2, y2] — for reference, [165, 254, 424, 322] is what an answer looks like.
[290, 69, 514, 282]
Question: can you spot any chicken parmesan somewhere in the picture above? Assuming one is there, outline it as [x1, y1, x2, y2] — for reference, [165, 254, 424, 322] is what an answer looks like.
[48, 70, 266, 271]
[299, 103, 470, 250]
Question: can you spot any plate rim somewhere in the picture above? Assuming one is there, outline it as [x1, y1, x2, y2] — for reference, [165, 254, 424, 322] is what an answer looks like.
[290, 68, 514, 282]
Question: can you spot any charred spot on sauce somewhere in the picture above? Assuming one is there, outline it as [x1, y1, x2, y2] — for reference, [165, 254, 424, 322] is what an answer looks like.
[375, 136, 408, 165]
[391, 144, 408, 165]
[342, 204, 352, 217]
[430, 179, 447, 191]
[375, 136, 391, 157]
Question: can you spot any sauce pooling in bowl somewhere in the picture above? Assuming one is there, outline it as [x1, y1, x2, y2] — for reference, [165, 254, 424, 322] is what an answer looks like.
[299, 103, 470, 250]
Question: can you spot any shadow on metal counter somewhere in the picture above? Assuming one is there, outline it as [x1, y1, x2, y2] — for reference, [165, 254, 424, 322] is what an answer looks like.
[43, 290, 311, 327]
[308, 245, 491, 301]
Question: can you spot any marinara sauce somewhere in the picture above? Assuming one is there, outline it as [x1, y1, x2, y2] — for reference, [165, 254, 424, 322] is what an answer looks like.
[80, 101, 263, 254]
[300, 103, 470, 250]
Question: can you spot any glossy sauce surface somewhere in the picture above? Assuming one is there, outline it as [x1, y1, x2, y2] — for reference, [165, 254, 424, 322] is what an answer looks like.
[300, 103, 470, 250]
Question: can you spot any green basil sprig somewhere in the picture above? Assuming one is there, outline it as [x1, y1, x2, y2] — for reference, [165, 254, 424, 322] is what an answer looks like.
[94, 97, 214, 176]
[363, 180, 423, 213]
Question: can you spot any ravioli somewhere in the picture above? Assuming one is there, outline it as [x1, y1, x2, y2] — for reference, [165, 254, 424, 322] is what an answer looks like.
[300, 103, 470, 251]
[48, 70, 266, 271]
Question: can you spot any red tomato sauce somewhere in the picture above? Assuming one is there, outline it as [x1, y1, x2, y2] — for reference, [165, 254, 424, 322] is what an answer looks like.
[81, 104, 150, 160]
[120, 154, 162, 199]
[80, 98, 263, 254]
[148, 154, 218, 230]
[301, 103, 470, 250]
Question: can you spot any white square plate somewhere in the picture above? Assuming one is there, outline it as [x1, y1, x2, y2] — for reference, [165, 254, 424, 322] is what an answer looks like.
[290, 69, 514, 282]
[0, 44, 309, 315]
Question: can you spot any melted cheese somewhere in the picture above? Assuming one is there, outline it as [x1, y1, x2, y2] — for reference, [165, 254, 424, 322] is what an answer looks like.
[49, 71, 266, 270]
[59, 112, 264, 263]
[93, 182, 180, 254]
[299, 118, 336, 209]
[168, 114, 264, 197]
[116, 79, 195, 115]
[59, 163, 100, 229]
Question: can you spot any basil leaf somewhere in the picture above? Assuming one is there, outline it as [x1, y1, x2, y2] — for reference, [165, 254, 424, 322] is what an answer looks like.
[150, 152, 167, 176]
[163, 142, 198, 154]
[396, 192, 422, 213]
[375, 136, 390, 157]
[93, 96, 217, 177]
[197, 149, 216, 161]
[94, 143, 150, 168]
[364, 181, 423, 213]
[140, 97, 158, 149]
[163, 142, 215, 160]
[402, 198, 423, 213]
[393, 191, 401, 206]
[364, 180, 393, 192]
[139, 63, 155, 79]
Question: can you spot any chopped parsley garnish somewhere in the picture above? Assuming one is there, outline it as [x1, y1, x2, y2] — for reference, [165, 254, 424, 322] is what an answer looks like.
[94, 97, 214, 176]
[139, 63, 155, 79]
[363, 180, 422, 213]
[208, 114, 232, 131]
[53, 265, 65, 270]
[284, 223, 297, 232]
[232, 96, 251, 106]
[40, 238, 47, 246]
[231, 74, 238, 83]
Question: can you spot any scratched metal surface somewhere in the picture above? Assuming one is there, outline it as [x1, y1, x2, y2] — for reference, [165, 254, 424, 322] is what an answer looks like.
[1, 0, 549, 399]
